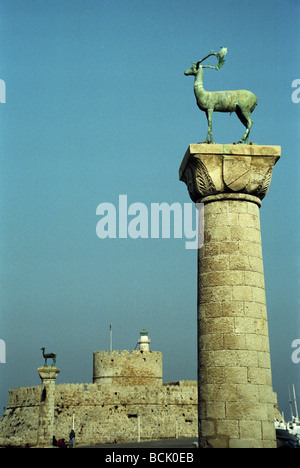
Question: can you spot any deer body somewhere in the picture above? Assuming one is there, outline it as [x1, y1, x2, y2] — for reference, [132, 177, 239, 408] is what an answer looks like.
[185, 50, 258, 143]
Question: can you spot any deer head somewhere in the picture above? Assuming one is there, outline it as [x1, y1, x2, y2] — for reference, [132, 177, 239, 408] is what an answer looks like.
[184, 47, 228, 75]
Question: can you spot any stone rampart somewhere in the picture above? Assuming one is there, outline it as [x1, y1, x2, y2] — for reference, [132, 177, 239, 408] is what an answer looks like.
[0, 381, 197, 446]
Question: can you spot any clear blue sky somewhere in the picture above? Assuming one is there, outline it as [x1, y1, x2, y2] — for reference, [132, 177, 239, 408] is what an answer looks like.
[0, 0, 299, 420]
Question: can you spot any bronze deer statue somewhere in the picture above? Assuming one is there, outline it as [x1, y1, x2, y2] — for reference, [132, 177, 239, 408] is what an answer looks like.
[41, 347, 56, 367]
[184, 47, 257, 144]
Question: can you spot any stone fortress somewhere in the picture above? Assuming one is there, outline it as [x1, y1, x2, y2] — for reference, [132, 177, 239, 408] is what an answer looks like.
[0, 330, 198, 447]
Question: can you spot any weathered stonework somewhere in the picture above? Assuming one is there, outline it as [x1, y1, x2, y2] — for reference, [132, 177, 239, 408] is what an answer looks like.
[180, 144, 280, 448]
[93, 350, 163, 386]
[0, 350, 197, 447]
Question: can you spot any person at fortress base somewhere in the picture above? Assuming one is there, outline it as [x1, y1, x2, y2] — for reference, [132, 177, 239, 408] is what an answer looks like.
[57, 438, 67, 448]
[69, 429, 76, 448]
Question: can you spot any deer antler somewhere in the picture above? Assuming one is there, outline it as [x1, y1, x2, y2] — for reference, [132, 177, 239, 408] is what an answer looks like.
[198, 47, 228, 70]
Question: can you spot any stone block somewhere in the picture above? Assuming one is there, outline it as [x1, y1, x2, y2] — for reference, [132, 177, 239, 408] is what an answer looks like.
[244, 271, 265, 288]
[226, 401, 271, 421]
[200, 383, 238, 402]
[262, 421, 276, 441]
[230, 226, 260, 243]
[229, 255, 251, 271]
[258, 385, 274, 404]
[214, 350, 258, 368]
[199, 285, 232, 304]
[245, 334, 265, 351]
[201, 317, 235, 334]
[206, 401, 226, 419]
[201, 302, 222, 318]
[248, 256, 264, 274]
[223, 333, 246, 350]
[201, 419, 215, 437]
[199, 333, 224, 351]
[238, 213, 259, 228]
[239, 420, 262, 439]
[239, 240, 263, 257]
[229, 438, 263, 448]
[221, 242, 239, 257]
[222, 301, 244, 317]
[232, 285, 253, 301]
[244, 302, 266, 319]
[252, 287, 266, 304]
[216, 420, 239, 438]
[234, 317, 257, 334]
[200, 255, 230, 272]
[257, 351, 272, 369]
[199, 367, 225, 384]
[236, 384, 260, 402]
[224, 367, 248, 384]
[207, 437, 230, 448]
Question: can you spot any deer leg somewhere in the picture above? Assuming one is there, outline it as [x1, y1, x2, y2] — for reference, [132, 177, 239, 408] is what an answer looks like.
[236, 107, 253, 143]
[204, 109, 214, 143]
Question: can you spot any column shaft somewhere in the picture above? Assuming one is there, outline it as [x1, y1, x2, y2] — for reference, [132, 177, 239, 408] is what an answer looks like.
[198, 197, 275, 448]
[37, 367, 60, 446]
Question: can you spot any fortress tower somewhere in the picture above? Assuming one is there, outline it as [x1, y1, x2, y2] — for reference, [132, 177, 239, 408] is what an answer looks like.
[93, 330, 163, 386]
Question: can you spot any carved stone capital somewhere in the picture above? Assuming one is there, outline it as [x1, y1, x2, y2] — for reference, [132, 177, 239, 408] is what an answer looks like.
[179, 144, 280, 203]
[37, 366, 60, 381]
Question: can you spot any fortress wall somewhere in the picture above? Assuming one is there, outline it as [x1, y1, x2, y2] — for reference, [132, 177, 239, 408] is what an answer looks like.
[54, 382, 197, 444]
[0, 381, 197, 446]
[0, 387, 41, 446]
[7, 386, 41, 408]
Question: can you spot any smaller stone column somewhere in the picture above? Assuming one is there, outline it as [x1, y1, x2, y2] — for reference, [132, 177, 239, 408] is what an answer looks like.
[37, 366, 60, 446]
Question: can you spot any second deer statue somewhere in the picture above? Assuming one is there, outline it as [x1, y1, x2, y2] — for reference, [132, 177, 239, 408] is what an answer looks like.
[184, 47, 257, 144]
[41, 347, 56, 367]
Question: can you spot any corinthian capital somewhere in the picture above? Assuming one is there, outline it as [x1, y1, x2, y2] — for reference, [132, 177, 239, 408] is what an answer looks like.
[179, 144, 280, 203]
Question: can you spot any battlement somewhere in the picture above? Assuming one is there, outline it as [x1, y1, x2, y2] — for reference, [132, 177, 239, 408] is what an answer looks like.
[93, 349, 163, 386]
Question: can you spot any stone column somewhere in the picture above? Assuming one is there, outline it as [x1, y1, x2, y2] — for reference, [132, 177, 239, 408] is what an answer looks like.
[179, 144, 280, 448]
[37, 366, 60, 446]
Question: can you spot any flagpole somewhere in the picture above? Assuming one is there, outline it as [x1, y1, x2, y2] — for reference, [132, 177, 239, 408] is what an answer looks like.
[110, 323, 113, 354]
